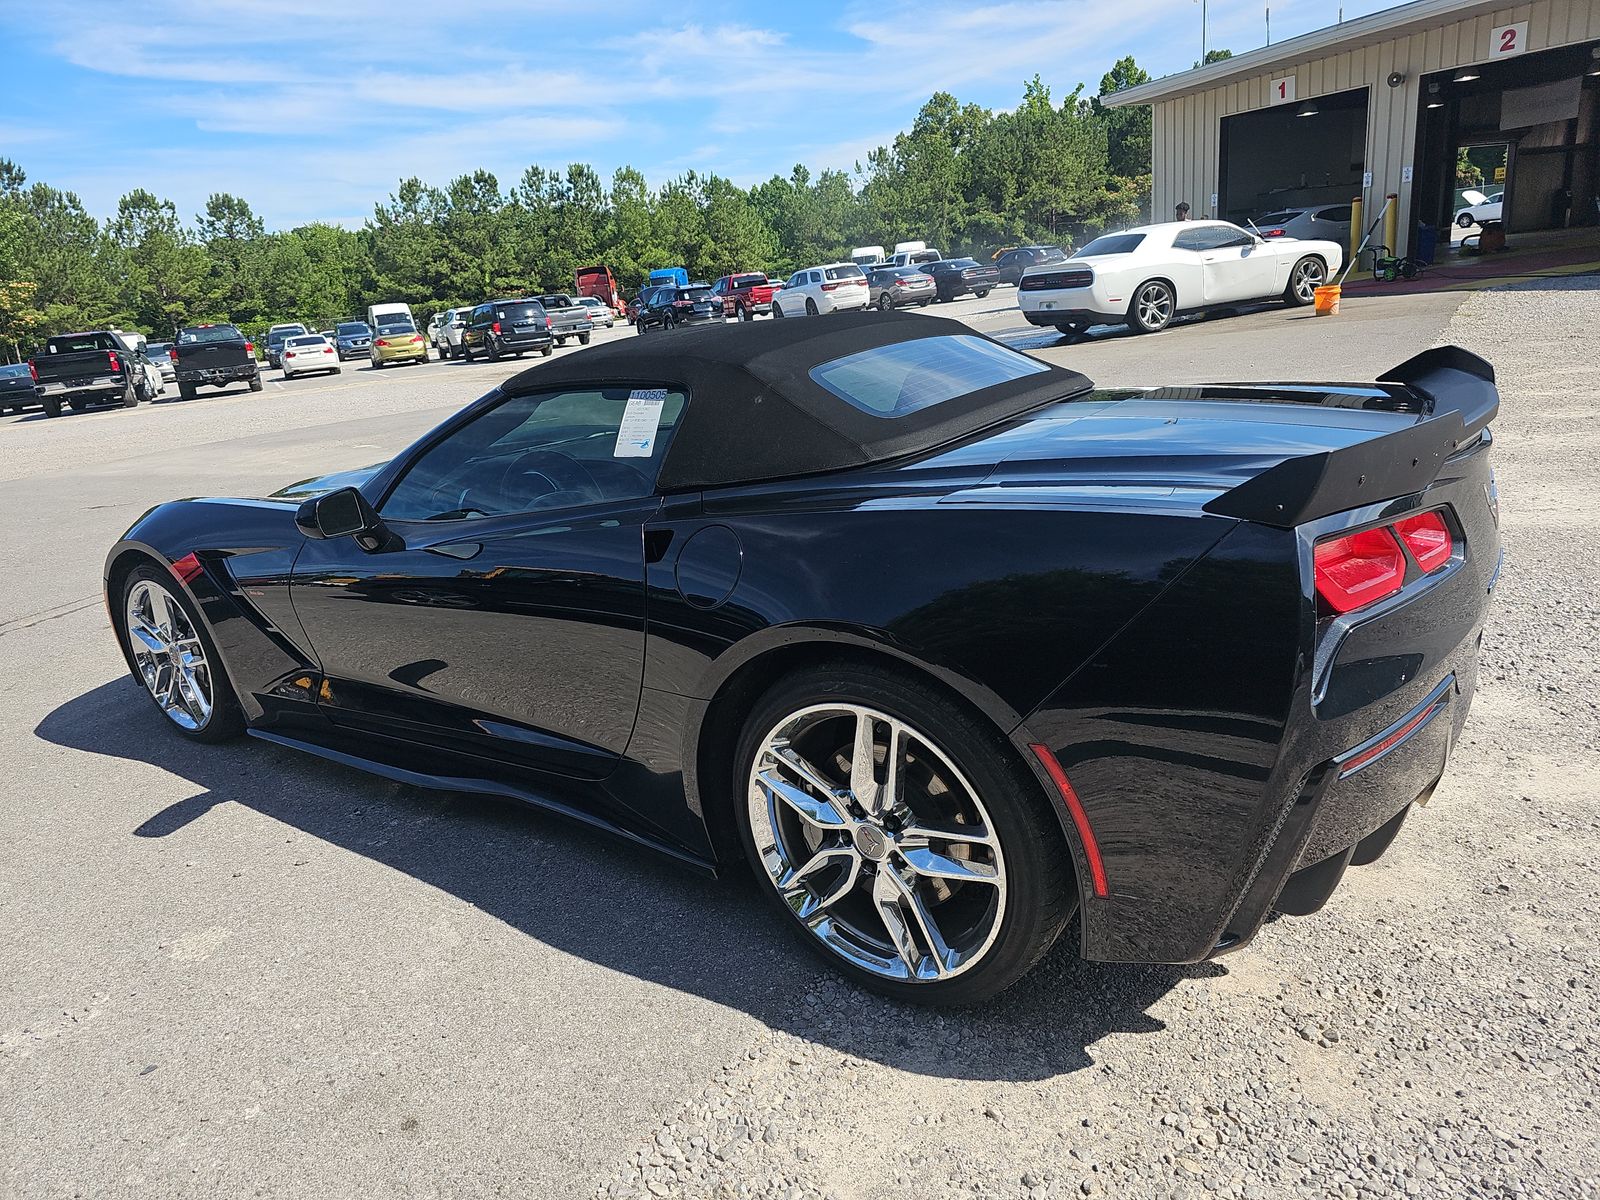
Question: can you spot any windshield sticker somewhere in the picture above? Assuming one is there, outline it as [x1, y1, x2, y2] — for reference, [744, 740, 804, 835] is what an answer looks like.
[616, 390, 668, 457]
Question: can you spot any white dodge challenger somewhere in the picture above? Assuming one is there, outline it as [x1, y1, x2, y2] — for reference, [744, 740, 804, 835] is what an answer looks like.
[1017, 220, 1344, 336]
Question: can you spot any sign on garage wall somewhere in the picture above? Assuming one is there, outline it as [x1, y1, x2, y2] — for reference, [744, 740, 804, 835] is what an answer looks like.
[1501, 76, 1581, 130]
[1489, 21, 1528, 58]
[1270, 75, 1297, 104]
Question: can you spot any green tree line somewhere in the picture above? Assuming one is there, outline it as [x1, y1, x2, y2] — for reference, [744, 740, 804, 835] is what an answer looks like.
[0, 66, 1151, 359]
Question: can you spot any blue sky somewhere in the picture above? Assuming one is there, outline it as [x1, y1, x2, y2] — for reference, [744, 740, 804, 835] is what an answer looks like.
[2, 0, 1397, 230]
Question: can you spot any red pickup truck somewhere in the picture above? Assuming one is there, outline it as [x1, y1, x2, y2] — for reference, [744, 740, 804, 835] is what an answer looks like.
[710, 273, 779, 321]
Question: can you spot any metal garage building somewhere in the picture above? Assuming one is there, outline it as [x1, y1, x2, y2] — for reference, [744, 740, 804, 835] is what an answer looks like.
[1104, 0, 1600, 257]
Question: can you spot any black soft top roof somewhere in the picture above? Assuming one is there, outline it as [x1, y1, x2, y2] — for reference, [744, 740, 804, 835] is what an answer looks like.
[501, 310, 1093, 490]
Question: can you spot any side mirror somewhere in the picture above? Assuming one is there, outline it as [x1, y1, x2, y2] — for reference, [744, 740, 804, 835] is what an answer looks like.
[295, 486, 387, 549]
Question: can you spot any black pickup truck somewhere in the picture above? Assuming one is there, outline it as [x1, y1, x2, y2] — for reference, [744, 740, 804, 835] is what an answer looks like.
[172, 324, 262, 401]
[28, 331, 153, 418]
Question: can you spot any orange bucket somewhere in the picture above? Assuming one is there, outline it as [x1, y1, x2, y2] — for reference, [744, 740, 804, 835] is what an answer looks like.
[1313, 284, 1342, 316]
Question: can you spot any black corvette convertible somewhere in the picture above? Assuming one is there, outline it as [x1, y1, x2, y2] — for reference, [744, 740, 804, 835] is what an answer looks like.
[106, 313, 1499, 1004]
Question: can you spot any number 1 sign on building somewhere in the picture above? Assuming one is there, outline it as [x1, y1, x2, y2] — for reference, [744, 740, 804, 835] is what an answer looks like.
[1270, 75, 1297, 104]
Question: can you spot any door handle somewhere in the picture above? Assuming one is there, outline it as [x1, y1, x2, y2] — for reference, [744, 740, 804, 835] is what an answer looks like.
[428, 542, 482, 560]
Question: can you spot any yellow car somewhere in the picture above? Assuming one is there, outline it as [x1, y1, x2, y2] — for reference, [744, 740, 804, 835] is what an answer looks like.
[369, 319, 429, 368]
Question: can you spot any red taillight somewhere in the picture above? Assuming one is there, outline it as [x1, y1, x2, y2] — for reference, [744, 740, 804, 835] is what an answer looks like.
[1313, 527, 1405, 614]
[167, 347, 177, 362]
[244, 342, 253, 354]
[410, 335, 422, 344]
[545, 316, 553, 327]
[170, 552, 203, 585]
[107, 350, 120, 373]
[1263, 229, 1286, 237]
[323, 347, 333, 354]
[1029, 744, 1109, 897]
[820, 282, 840, 291]
[285, 351, 296, 358]
[28, 361, 37, 382]
[1394, 510, 1452, 573]
[491, 321, 501, 334]
[376, 338, 389, 347]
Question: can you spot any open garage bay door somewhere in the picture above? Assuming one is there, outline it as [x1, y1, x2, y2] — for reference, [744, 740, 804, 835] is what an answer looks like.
[1219, 88, 1370, 225]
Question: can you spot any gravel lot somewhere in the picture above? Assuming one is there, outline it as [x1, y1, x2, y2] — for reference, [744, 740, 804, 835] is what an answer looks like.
[3, 284, 1595, 1199]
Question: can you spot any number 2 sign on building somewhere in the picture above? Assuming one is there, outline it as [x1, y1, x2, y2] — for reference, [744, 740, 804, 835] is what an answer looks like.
[1489, 21, 1528, 58]
[1270, 75, 1297, 104]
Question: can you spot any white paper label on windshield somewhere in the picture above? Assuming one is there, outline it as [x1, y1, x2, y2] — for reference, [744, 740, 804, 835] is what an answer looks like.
[616, 390, 668, 457]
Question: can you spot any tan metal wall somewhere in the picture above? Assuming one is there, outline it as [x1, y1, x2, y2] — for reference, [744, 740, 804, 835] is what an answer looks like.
[1150, 0, 1600, 251]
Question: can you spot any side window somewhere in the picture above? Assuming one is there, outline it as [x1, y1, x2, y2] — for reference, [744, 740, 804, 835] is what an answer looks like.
[1173, 227, 1215, 252]
[1320, 205, 1352, 224]
[379, 387, 688, 523]
[1213, 224, 1256, 248]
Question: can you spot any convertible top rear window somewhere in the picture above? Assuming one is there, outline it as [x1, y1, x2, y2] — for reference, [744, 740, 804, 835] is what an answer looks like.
[808, 334, 1048, 418]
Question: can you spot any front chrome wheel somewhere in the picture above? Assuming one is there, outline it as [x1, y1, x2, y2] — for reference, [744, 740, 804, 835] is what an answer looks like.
[124, 578, 214, 731]
[746, 703, 1007, 983]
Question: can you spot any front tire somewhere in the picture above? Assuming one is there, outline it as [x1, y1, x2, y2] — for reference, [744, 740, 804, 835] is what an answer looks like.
[119, 564, 244, 743]
[1285, 256, 1326, 306]
[1457, 212, 1475, 228]
[734, 663, 1076, 1006]
[1127, 280, 1175, 333]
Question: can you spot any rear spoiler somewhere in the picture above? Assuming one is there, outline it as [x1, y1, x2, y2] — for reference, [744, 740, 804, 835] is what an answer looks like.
[1203, 346, 1498, 528]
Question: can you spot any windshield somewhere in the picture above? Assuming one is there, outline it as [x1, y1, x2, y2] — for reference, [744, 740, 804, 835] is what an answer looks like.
[177, 326, 243, 344]
[1074, 233, 1146, 257]
[810, 334, 1048, 418]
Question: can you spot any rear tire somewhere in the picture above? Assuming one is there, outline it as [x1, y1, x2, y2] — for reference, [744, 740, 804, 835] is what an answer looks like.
[122, 380, 140, 408]
[541, 346, 553, 357]
[462, 341, 474, 362]
[1127, 280, 1175, 334]
[68, 398, 87, 412]
[249, 375, 264, 391]
[486, 338, 500, 362]
[733, 662, 1077, 1007]
[42, 396, 62, 418]
[1457, 212, 1475, 228]
[877, 294, 894, 311]
[579, 332, 591, 345]
[975, 289, 991, 299]
[805, 299, 818, 316]
[772, 304, 785, 319]
[178, 383, 196, 401]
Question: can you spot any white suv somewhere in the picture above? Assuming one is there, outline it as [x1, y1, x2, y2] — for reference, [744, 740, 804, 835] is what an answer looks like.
[773, 263, 870, 317]
[439, 307, 472, 359]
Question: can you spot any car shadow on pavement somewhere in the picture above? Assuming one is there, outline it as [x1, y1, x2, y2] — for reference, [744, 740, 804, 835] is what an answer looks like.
[37, 678, 1220, 1082]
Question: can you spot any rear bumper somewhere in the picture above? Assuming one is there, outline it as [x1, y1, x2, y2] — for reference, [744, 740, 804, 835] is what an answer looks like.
[176, 365, 259, 385]
[36, 375, 121, 399]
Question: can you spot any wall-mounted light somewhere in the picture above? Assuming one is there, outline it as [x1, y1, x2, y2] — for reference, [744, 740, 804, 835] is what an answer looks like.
[1453, 68, 1480, 82]
[1296, 100, 1320, 117]
[1426, 82, 1445, 108]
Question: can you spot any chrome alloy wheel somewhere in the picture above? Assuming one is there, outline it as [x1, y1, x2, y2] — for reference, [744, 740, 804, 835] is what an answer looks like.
[1135, 282, 1172, 329]
[747, 704, 1007, 982]
[124, 578, 214, 731]
[1292, 257, 1326, 302]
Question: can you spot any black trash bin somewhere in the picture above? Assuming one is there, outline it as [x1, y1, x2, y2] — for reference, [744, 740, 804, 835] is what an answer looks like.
[1414, 222, 1438, 265]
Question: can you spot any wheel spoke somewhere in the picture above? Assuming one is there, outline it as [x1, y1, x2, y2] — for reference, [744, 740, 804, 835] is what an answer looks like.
[129, 621, 166, 656]
[757, 770, 848, 829]
[849, 710, 879, 812]
[161, 592, 184, 639]
[767, 742, 843, 800]
[875, 721, 905, 818]
[883, 865, 953, 977]
[871, 868, 922, 975]
[780, 845, 861, 921]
